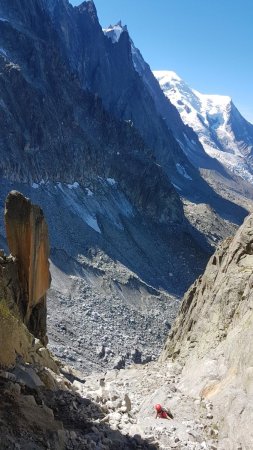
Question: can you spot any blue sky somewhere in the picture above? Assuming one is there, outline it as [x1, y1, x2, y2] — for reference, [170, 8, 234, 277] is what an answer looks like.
[70, 0, 253, 123]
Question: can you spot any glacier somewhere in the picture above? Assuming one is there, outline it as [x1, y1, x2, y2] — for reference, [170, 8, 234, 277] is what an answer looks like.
[154, 70, 253, 183]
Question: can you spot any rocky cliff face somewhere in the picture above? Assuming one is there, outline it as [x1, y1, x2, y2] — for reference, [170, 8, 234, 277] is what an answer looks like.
[104, 22, 213, 172]
[0, 252, 31, 368]
[162, 214, 253, 449]
[5, 191, 50, 345]
[0, 0, 181, 222]
[0, 191, 51, 363]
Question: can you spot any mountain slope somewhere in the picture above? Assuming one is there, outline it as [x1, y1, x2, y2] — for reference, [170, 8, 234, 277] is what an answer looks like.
[162, 213, 253, 449]
[0, 0, 184, 224]
[103, 23, 253, 215]
[0, 192, 219, 450]
[103, 23, 214, 171]
[0, 0, 211, 372]
[45, 3, 247, 220]
[154, 70, 253, 183]
[103, 21, 250, 224]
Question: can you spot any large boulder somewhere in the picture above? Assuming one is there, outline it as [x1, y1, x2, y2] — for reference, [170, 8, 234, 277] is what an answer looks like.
[5, 191, 50, 345]
[161, 213, 253, 449]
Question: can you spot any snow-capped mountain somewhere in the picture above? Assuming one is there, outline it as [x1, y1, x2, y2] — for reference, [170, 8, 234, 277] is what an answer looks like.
[154, 71, 253, 183]
[103, 22, 232, 174]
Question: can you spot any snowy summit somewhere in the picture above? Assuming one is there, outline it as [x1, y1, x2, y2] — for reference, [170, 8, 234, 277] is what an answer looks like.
[103, 21, 128, 43]
[154, 70, 253, 183]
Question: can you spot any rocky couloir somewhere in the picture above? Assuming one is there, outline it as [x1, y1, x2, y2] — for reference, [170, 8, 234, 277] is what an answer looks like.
[1, 193, 253, 449]
[162, 213, 253, 449]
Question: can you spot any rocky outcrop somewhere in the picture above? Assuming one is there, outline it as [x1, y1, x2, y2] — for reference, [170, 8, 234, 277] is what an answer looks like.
[0, 251, 31, 367]
[0, 191, 51, 362]
[4, 191, 50, 345]
[0, 193, 59, 382]
[161, 213, 253, 449]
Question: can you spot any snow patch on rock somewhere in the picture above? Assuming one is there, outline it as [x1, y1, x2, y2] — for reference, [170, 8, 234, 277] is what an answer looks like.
[67, 182, 79, 190]
[85, 188, 93, 196]
[0, 48, 7, 57]
[107, 178, 117, 186]
[176, 164, 192, 181]
[172, 183, 182, 192]
[29, 179, 136, 233]
[103, 21, 127, 43]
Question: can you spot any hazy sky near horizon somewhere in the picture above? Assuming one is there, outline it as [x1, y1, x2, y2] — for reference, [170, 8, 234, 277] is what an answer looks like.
[70, 0, 253, 123]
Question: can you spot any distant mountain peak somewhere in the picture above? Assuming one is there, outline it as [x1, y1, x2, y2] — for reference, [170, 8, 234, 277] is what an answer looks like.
[154, 70, 253, 183]
[155, 70, 232, 104]
[76, 0, 98, 21]
[154, 70, 182, 84]
[103, 21, 128, 43]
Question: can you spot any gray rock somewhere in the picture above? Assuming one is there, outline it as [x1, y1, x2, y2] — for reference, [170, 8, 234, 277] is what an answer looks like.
[124, 393, 132, 412]
[161, 214, 253, 449]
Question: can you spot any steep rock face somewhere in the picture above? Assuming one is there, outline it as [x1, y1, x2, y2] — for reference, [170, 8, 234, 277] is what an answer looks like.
[0, 0, 185, 227]
[36, 0, 245, 211]
[0, 253, 31, 367]
[104, 23, 213, 171]
[4, 191, 50, 345]
[0, 192, 57, 372]
[162, 214, 253, 449]
[101, 20, 249, 222]
[0, 287, 52, 369]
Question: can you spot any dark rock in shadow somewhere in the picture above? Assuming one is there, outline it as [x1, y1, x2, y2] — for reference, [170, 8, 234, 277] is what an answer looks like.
[0, 373, 158, 449]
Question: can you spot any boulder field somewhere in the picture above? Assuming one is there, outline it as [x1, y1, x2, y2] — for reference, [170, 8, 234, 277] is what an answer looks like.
[0, 192, 252, 449]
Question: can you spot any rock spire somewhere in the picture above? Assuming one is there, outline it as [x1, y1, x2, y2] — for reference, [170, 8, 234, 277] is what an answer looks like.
[5, 191, 51, 345]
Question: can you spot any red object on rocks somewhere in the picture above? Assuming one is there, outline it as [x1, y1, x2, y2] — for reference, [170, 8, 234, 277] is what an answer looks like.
[155, 404, 162, 412]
